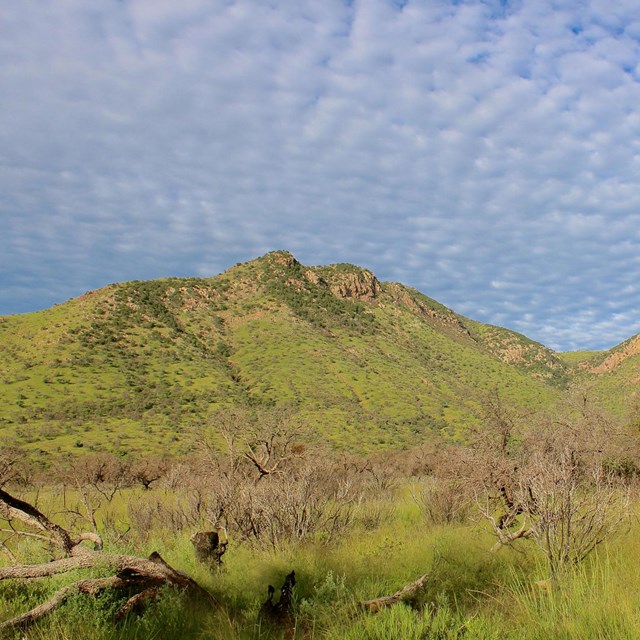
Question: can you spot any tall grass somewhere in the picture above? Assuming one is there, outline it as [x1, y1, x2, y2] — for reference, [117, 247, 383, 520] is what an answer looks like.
[3, 485, 640, 639]
[500, 539, 640, 639]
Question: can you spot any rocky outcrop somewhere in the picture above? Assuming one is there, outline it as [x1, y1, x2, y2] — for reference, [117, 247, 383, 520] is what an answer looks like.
[590, 334, 640, 374]
[385, 283, 470, 334]
[327, 270, 381, 301]
[302, 264, 381, 301]
[483, 333, 555, 366]
[268, 250, 299, 269]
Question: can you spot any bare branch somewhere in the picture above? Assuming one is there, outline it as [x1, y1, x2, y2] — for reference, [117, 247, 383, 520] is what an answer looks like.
[0, 528, 54, 545]
[0, 488, 216, 631]
[0, 487, 76, 553]
[361, 573, 431, 612]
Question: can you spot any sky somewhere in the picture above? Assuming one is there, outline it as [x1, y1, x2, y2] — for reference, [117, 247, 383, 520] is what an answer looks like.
[2, 0, 640, 352]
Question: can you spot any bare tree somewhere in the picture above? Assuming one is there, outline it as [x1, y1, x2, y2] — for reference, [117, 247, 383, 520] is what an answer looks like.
[0, 446, 31, 489]
[189, 407, 361, 548]
[60, 454, 130, 538]
[471, 391, 631, 578]
[218, 406, 305, 481]
[467, 391, 527, 535]
[130, 456, 170, 491]
[525, 442, 629, 577]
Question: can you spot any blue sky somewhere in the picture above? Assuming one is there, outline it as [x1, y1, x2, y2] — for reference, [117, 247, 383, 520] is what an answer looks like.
[2, 0, 640, 351]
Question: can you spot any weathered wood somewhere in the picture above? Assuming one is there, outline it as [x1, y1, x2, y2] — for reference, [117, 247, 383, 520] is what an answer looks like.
[0, 554, 100, 580]
[0, 488, 216, 632]
[115, 586, 161, 620]
[0, 487, 77, 553]
[0, 577, 131, 631]
[360, 573, 431, 613]
[0, 487, 103, 553]
[190, 526, 228, 567]
[0, 550, 217, 632]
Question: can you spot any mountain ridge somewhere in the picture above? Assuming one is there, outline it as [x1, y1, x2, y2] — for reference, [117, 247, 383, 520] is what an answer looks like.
[0, 250, 634, 458]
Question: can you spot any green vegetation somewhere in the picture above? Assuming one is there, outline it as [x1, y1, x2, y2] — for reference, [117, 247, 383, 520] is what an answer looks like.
[556, 350, 603, 366]
[4, 250, 640, 636]
[0, 251, 573, 459]
[2, 475, 640, 639]
[3, 252, 640, 640]
[2, 388, 639, 638]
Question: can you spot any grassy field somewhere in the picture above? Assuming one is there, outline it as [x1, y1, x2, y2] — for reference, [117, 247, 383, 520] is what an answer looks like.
[1, 477, 639, 640]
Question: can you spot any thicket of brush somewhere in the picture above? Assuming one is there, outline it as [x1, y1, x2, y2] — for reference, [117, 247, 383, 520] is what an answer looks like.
[2, 392, 640, 639]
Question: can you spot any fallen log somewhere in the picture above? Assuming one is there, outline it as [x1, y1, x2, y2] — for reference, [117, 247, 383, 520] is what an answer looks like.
[0, 488, 101, 554]
[1, 576, 134, 631]
[360, 573, 431, 613]
[0, 488, 216, 633]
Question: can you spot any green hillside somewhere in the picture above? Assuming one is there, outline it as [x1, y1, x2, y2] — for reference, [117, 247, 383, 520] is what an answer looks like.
[569, 334, 640, 415]
[557, 350, 603, 366]
[0, 251, 573, 458]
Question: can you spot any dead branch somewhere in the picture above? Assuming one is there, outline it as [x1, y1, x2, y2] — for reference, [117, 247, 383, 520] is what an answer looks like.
[0, 576, 130, 631]
[242, 446, 283, 479]
[489, 518, 535, 553]
[0, 542, 16, 563]
[475, 494, 534, 552]
[0, 549, 216, 632]
[0, 488, 216, 632]
[0, 527, 54, 545]
[0, 487, 79, 554]
[360, 573, 431, 613]
[115, 586, 161, 620]
[0, 555, 99, 580]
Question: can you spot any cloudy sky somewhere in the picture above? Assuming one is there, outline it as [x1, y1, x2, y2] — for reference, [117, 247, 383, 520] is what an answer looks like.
[3, 0, 640, 351]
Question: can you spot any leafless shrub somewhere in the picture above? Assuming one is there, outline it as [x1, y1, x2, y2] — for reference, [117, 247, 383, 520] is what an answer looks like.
[161, 460, 195, 491]
[196, 406, 305, 480]
[404, 440, 476, 527]
[525, 444, 629, 576]
[408, 437, 456, 477]
[412, 476, 472, 526]
[189, 407, 362, 548]
[471, 389, 633, 578]
[357, 502, 391, 530]
[0, 446, 33, 489]
[129, 456, 170, 490]
[198, 452, 361, 548]
[0, 449, 20, 488]
[126, 493, 199, 542]
[331, 453, 399, 498]
[60, 454, 131, 536]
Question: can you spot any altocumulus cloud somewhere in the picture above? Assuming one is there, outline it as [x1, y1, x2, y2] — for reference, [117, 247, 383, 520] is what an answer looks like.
[2, 0, 640, 350]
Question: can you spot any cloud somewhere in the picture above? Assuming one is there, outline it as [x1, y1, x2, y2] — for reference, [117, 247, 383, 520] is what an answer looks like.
[2, 0, 640, 350]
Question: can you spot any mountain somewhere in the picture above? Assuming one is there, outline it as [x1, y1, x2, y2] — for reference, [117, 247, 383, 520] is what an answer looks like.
[565, 335, 640, 415]
[0, 251, 597, 459]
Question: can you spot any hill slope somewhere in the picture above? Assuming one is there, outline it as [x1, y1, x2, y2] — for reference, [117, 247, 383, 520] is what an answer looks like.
[0, 251, 571, 457]
[567, 335, 640, 414]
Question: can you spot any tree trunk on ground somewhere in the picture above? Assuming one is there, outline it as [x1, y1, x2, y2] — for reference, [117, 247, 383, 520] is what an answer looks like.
[360, 573, 431, 613]
[0, 488, 216, 633]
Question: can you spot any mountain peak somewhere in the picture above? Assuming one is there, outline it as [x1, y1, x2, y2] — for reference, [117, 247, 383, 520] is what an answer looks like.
[308, 264, 381, 301]
[263, 250, 299, 268]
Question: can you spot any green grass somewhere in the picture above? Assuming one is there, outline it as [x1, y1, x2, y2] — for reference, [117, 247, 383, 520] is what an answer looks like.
[556, 350, 603, 366]
[6, 482, 640, 639]
[4, 252, 640, 639]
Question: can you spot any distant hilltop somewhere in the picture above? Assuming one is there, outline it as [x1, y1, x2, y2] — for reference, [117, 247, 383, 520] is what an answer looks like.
[0, 250, 636, 459]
